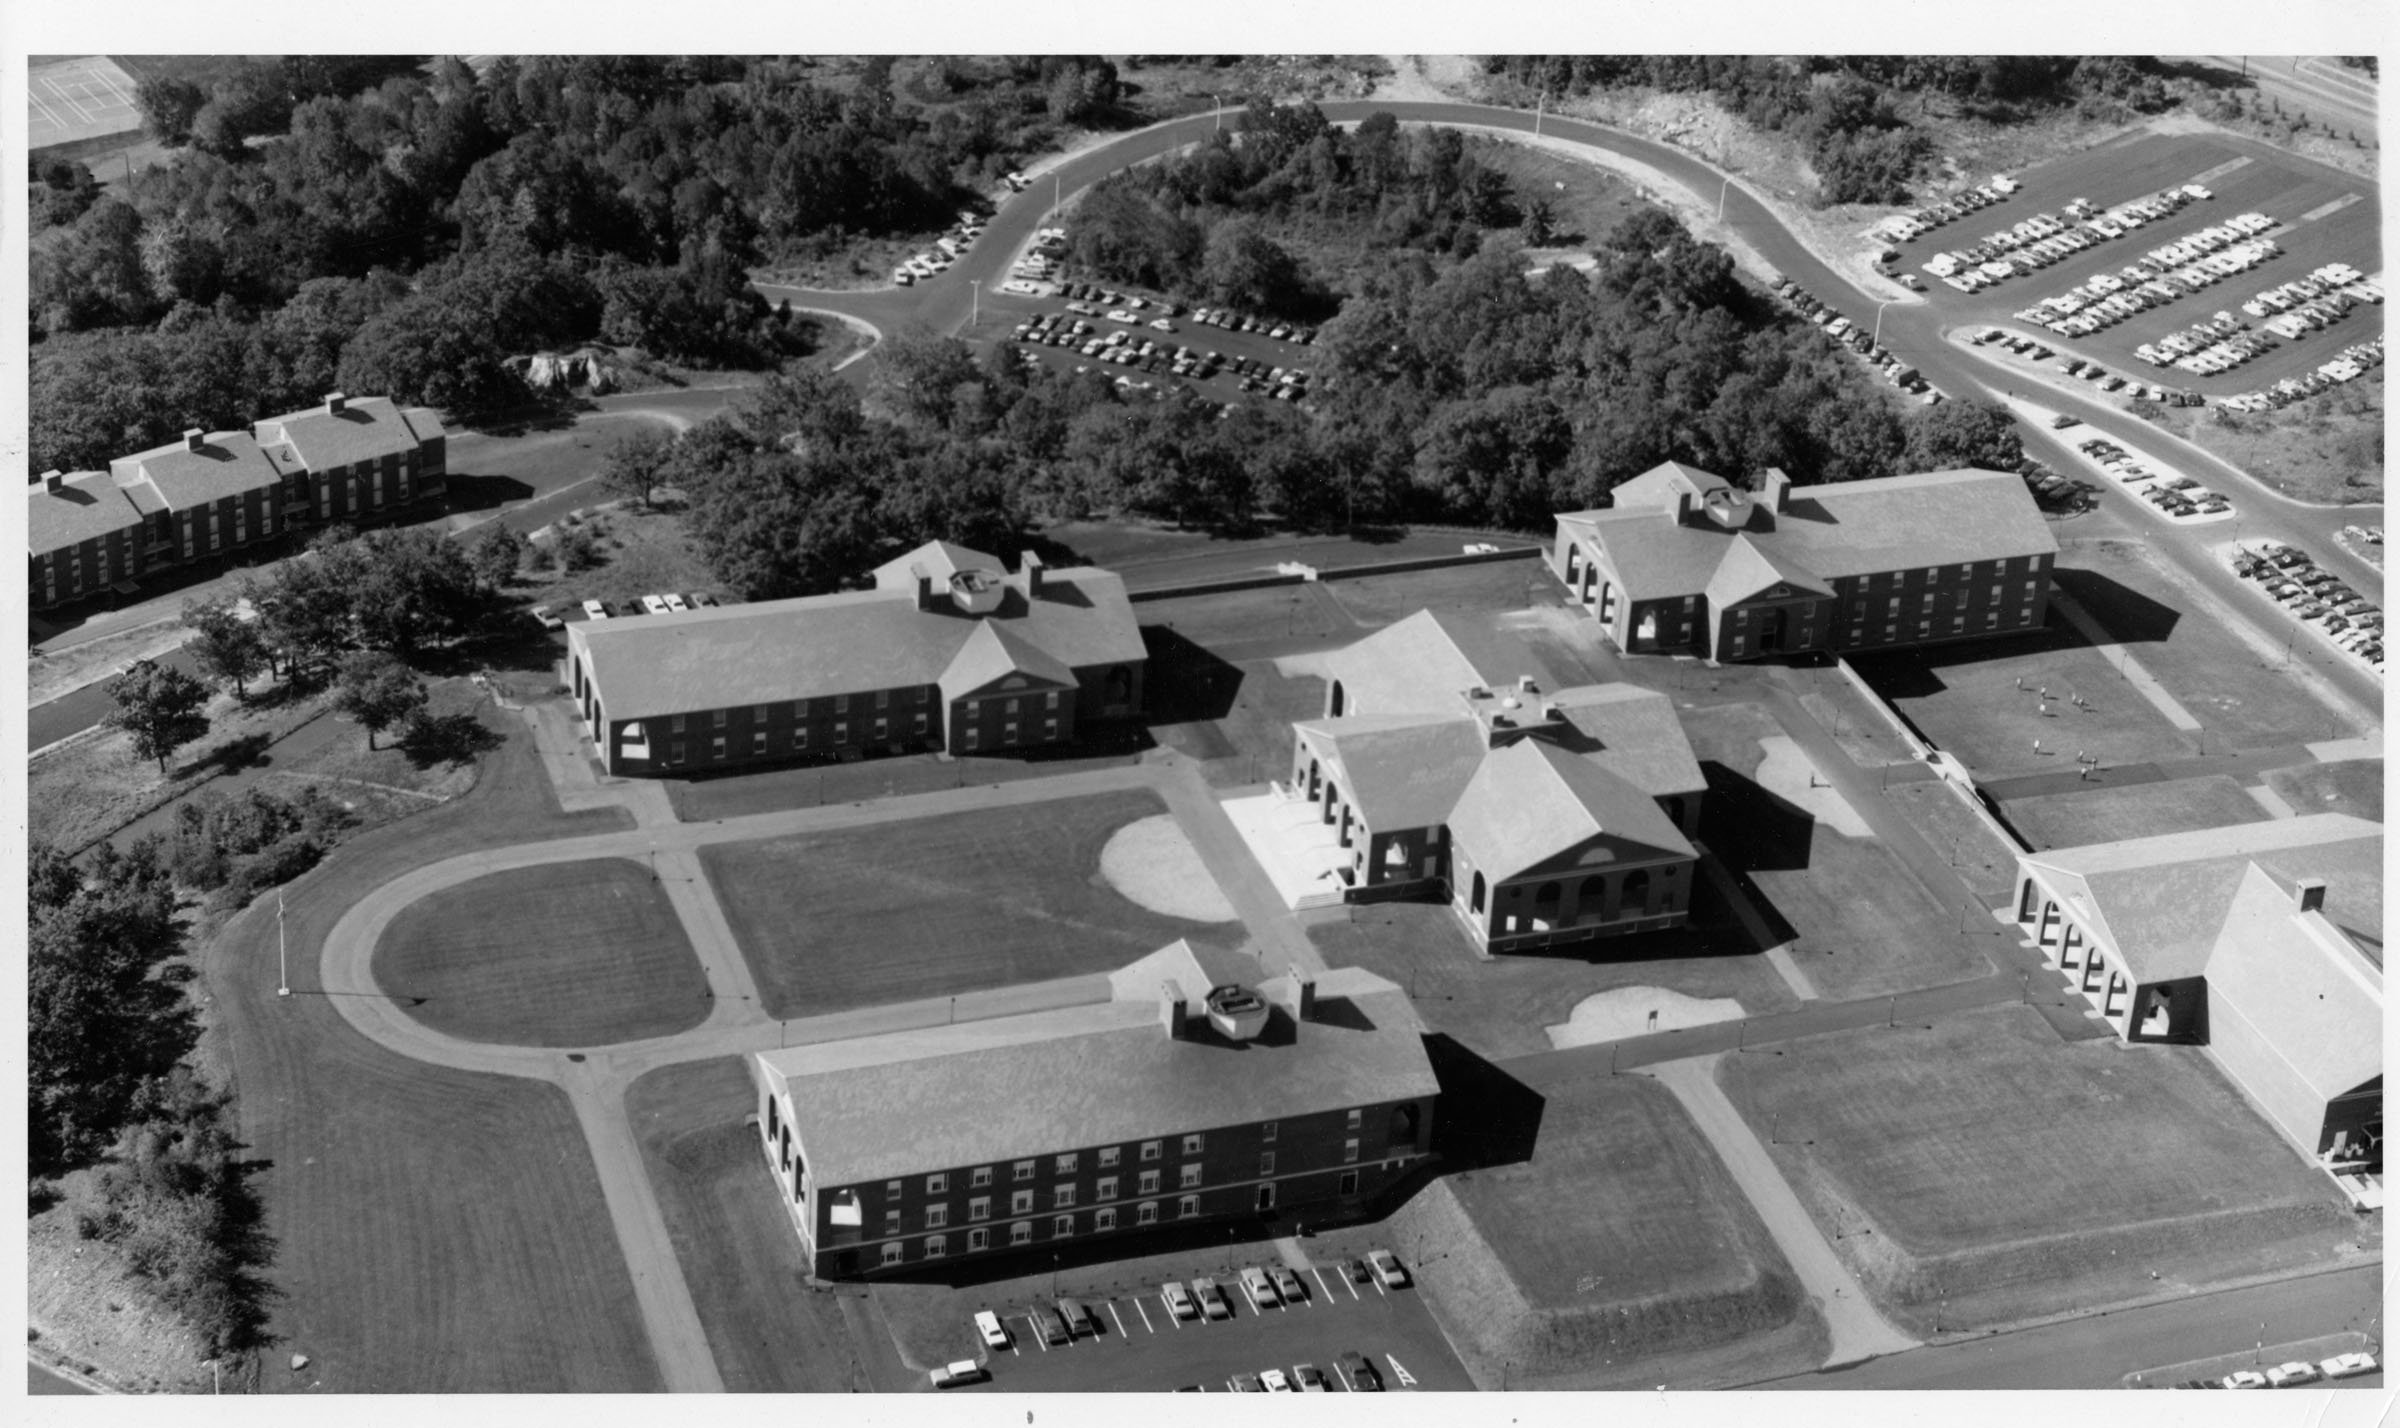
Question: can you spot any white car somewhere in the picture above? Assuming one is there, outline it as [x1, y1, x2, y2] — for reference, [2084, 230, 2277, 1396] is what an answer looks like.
[930, 1359, 987, 1388]
[581, 599, 610, 620]
[1105, 309, 1136, 323]
[662, 593, 689, 613]
[1367, 1249, 1409, 1288]
[1000, 279, 1040, 296]
[892, 269, 914, 286]
[1149, 318, 1175, 332]
[1259, 1368, 1294, 1393]
[973, 1310, 1010, 1349]
[2221, 1370, 2268, 1389]
[641, 594, 671, 615]
[2266, 1361, 2321, 1388]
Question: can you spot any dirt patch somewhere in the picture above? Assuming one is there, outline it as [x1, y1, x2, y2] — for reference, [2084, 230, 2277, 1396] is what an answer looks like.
[2135, 375, 2383, 507]
[28, 1206, 216, 1393]
[1097, 812, 1239, 922]
[31, 616, 191, 703]
[1545, 986, 1746, 1048]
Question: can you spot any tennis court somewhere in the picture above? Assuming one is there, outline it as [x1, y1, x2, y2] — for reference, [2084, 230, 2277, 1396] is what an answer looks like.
[28, 56, 143, 151]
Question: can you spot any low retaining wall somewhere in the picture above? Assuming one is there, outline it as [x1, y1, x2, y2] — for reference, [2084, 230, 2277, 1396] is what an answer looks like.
[1127, 543, 1543, 604]
[1832, 657, 1935, 761]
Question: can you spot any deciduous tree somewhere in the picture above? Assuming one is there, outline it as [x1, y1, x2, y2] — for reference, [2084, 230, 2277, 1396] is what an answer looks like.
[334, 652, 428, 750]
[104, 660, 212, 773]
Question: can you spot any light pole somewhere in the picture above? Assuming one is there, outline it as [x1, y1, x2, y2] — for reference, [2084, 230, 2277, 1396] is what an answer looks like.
[968, 278, 980, 328]
[1052, 172, 1062, 224]
[1717, 173, 1733, 222]
[1207, 93, 1223, 133]
[276, 890, 291, 997]
[1534, 89, 1545, 138]
[1871, 297, 1899, 349]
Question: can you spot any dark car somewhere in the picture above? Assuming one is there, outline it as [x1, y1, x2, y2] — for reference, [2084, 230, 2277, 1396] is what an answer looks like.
[1032, 1306, 1070, 1346]
[1337, 1351, 1383, 1391]
[1056, 1297, 1099, 1338]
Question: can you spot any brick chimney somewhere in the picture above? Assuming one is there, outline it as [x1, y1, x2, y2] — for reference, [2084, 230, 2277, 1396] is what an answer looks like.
[2295, 877, 2327, 914]
[182, 428, 205, 453]
[1293, 967, 1316, 1022]
[325, 392, 348, 415]
[1760, 467, 1793, 513]
[910, 563, 936, 611]
[1675, 490, 1695, 525]
[1021, 549, 1046, 598]
[41, 470, 64, 491]
[1159, 979, 1188, 1040]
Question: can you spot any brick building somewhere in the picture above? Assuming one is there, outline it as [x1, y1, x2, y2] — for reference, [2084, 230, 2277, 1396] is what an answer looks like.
[752, 942, 1438, 1279]
[1551, 462, 2058, 662]
[1280, 611, 1705, 954]
[29, 393, 447, 613]
[565, 540, 1145, 776]
[2014, 814, 2382, 1175]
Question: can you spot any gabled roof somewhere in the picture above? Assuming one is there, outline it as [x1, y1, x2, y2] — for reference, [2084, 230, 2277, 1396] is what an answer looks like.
[1543, 684, 1708, 799]
[1447, 740, 1695, 883]
[759, 961, 1437, 1188]
[252, 396, 443, 472]
[1603, 460, 1735, 509]
[29, 473, 144, 556]
[2023, 814, 2383, 984]
[1292, 714, 1489, 832]
[1704, 535, 1837, 610]
[939, 619, 1077, 699]
[110, 432, 284, 508]
[1319, 609, 1544, 719]
[872, 539, 997, 590]
[2203, 862, 2382, 1102]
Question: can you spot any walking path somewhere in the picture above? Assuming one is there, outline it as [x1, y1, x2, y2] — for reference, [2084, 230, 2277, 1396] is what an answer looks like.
[1650, 1056, 1920, 1368]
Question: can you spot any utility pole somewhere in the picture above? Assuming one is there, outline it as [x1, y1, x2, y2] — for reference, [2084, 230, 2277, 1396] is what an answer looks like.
[277, 890, 291, 997]
[1534, 89, 1545, 138]
[969, 278, 980, 328]
[1718, 174, 1732, 223]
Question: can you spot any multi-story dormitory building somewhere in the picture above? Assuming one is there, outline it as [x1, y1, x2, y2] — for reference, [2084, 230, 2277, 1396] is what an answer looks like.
[28, 393, 448, 613]
[1551, 462, 2058, 662]
[753, 940, 1439, 1279]
[565, 540, 1147, 776]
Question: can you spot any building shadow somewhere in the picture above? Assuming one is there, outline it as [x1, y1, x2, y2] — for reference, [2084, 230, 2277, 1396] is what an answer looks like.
[1422, 1033, 1544, 1170]
[2049, 566, 2183, 646]
[1140, 625, 1246, 725]
[1697, 758, 1817, 874]
[439, 472, 538, 514]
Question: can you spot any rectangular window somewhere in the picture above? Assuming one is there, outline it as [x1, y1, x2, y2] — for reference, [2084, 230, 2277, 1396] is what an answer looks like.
[925, 1234, 946, 1258]
[1344, 1139, 1360, 1163]
[874, 717, 887, 740]
[876, 689, 890, 709]
[1043, 718, 1058, 741]
[1178, 1164, 1202, 1189]
[925, 1205, 949, 1229]
[1182, 1133, 1204, 1156]
[884, 1209, 902, 1235]
[1138, 1169, 1160, 1195]
[1003, 721, 1019, 744]
[1260, 1121, 1278, 1144]
[963, 727, 979, 751]
[886, 1180, 902, 1198]
[926, 1173, 948, 1195]
[1345, 1109, 1363, 1131]
[1921, 593, 1936, 611]
[711, 736, 726, 759]
[2024, 580, 2038, 595]
[1681, 596, 1695, 612]
[835, 720, 848, 743]
[1338, 1170, 1359, 1196]
[752, 705, 770, 723]
[1258, 1152, 1276, 1176]
[913, 713, 928, 736]
[915, 687, 928, 704]
[969, 1197, 990, 1222]
[1013, 1160, 1034, 1181]
[1010, 1221, 1033, 1246]
[968, 1228, 989, 1252]
[712, 709, 728, 728]
[1140, 1140, 1161, 1162]
[1097, 1147, 1120, 1169]
[1988, 584, 2003, 603]
[1053, 1215, 1074, 1238]
[752, 731, 767, 754]
[1096, 1176, 1118, 1202]
[670, 714, 687, 734]
[834, 694, 849, 713]
[1885, 624, 1898, 638]
[1054, 1153, 1078, 1176]
[1886, 597, 1901, 615]
[795, 726, 808, 750]
[1005, 697, 1020, 716]
[1095, 1207, 1117, 1231]
[1952, 616, 1966, 632]
[1137, 1201, 1159, 1226]
[1054, 1185, 1076, 1209]
[881, 1241, 905, 1266]
[970, 1167, 992, 1189]
[793, 699, 809, 719]
[1044, 691, 1060, 711]
[1011, 1189, 1034, 1215]
[1178, 1195, 1200, 1219]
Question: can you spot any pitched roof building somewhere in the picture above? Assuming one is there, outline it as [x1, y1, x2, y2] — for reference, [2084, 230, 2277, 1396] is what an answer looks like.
[1552, 463, 2059, 662]
[565, 542, 1146, 775]
[2014, 814, 2382, 1175]
[1280, 611, 1706, 954]
[752, 942, 1439, 1279]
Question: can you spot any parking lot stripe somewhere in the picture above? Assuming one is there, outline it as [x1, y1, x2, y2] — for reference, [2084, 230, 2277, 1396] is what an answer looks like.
[1372, 1275, 1387, 1298]
[1340, 1269, 1359, 1301]
[1310, 1266, 1334, 1301]
[1110, 1302, 1131, 1339]
[1027, 1314, 1047, 1352]
[1241, 1280, 1264, 1314]
[1135, 1298, 1155, 1334]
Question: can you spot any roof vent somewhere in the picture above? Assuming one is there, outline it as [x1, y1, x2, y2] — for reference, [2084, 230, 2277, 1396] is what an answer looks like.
[42, 470, 64, 491]
[949, 567, 1006, 616]
[1204, 984, 1269, 1042]
[1159, 979, 1188, 1039]
[1021, 549, 1046, 598]
[2295, 877, 2327, 914]
[183, 428, 205, 452]
[1517, 675, 1539, 693]
[325, 391, 348, 415]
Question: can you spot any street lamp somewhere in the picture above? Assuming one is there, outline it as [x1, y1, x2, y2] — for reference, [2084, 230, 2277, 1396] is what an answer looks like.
[968, 278, 980, 328]
[1207, 93, 1223, 133]
[1871, 297, 1899, 348]
[1534, 89, 1545, 139]
[1717, 173, 1733, 222]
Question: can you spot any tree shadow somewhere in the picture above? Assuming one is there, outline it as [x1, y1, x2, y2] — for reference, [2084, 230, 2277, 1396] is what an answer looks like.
[397, 711, 503, 769]
[208, 731, 274, 775]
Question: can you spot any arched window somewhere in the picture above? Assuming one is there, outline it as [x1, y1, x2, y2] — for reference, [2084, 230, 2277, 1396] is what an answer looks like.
[1470, 871, 1487, 914]
[1532, 881, 1561, 929]
[1388, 1103, 1420, 1145]
[1104, 666, 1133, 706]
[1621, 867, 1652, 917]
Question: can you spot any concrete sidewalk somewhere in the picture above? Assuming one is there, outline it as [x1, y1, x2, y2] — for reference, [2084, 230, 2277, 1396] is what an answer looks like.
[1650, 1055, 1919, 1370]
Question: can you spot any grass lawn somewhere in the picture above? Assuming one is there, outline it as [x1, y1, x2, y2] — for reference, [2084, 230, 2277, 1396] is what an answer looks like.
[1137, 583, 1355, 652]
[1321, 557, 1559, 629]
[1144, 650, 1325, 789]
[663, 737, 1150, 822]
[1680, 702, 1996, 1000]
[702, 791, 1234, 1019]
[374, 858, 713, 1048]
[1719, 1003, 2363, 1336]
[626, 1058, 872, 1391]
[1851, 615, 2198, 779]
[2262, 757, 2384, 822]
[1473, 137, 1653, 254]
[1310, 897, 1796, 1063]
[2006, 774, 2269, 851]
[2139, 374, 2382, 506]
[2057, 536, 2371, 746]
[1425, 1074, 1811, 1376]
[195, 715, 656, 1391]
[1880, 780, 2022, 905]
[522, 499, 721, 613]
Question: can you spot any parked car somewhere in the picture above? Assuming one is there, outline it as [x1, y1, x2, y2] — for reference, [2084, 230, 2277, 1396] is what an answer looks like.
[974, 1310, 1010, 1350]
[2221, 1370, 2268, 1389]
[2321, 1352, 2380, 1379]
[1161, 1281, 1199, 1320]
[1342, 1258, 1372, 1284]
[1239, 1266, 1280, 1306]
[1032, 1306, 1069, 1346]
[1292, 1363, 1330, 1392]
[1228, 1373, 1264, 1392]
[2266, 1361, 2321, 1387]
[1337, 1350, 1384, 1391]
[1268, 1265, 1307, 1304]
[530, 603, 564, 630]
[1056, 1297, 1098, 1338]
[930, 1359, 987, 1388]
[1367, 1249, 1410, 1288]
[1259, 1368, 1294, 1393]
[1192, 1276, 1234, 1320]
[581, 599, 611, 620]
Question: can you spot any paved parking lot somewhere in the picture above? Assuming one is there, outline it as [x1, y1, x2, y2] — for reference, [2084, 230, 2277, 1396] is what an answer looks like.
[921, 1253, 1476, 1392]
[1886, 131, 2381, 397]
[973, 282, 1325, 411]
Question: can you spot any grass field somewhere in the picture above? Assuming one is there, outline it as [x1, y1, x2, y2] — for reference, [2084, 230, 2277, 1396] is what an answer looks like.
[1145, 652, 1325, 789]
[1474, 137, 1653, 254]
[1719, 1003, 2363, 1336]
[374, 858, 714, 1048]
[2056, 537, 2371, 746]
[2262, 757, 2384, 822]
[1311, 896, 1795, 1063]
[522, 498, 721, 614]
[2141, 375, 2382, 505]
[1851, 617, 2198, 778]
[702, 791, 1233, 1019]
[2005, 774, 2269, 851]
[1878, 779, 2024, 905]
[195, 714, 658, 1391]
[1136, 583, 1355, 652]
[625, 1058, 871, 1391]
[1322, 558, 1560, 628]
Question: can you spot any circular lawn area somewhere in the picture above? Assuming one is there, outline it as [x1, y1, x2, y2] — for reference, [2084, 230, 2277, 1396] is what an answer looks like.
[374, 858, 713, 1047]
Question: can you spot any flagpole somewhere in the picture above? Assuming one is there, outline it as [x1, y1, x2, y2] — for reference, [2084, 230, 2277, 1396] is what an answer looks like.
[278, 891, 291, 997]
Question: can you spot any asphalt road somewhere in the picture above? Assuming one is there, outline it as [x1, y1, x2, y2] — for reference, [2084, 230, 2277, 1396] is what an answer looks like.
[29, 645, 203, 752]
[1765, 1262, 2383, 1391]
[2181, 56, 2380, 138]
